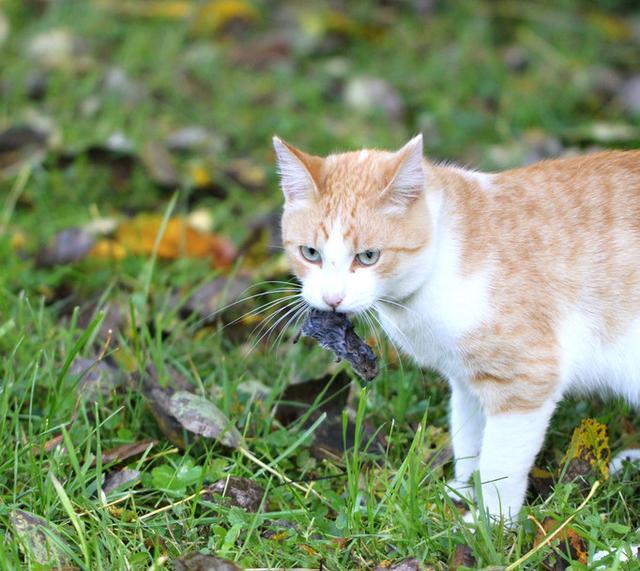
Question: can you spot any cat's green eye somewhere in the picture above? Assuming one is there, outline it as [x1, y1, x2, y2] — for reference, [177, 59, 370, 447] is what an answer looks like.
[300, 246, 321, 263]
[356, 249, 381, 266]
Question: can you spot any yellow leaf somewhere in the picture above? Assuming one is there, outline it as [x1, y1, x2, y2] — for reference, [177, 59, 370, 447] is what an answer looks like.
[115, 215, 236, 267]
[562, 418, 610, 481]
[191, 0, 259, 35]
[10, 231, 25, 250]
[189, 163, 212, 187]
[90, 239, 127, 261]
[96, 0, 191, 19]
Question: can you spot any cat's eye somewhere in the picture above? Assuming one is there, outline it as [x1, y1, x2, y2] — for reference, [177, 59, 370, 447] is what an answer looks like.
[300, 246, 321, 263]
[355, 249, 380, 266]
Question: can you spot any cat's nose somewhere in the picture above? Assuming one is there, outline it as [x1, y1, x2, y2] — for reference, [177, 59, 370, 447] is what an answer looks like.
[322, 293, 344, 310]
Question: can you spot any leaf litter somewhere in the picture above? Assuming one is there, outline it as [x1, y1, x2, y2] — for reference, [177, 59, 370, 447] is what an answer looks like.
[169, 390, 243, 448]
[10, 509, 73, 568]
[203, 476, 265, 512]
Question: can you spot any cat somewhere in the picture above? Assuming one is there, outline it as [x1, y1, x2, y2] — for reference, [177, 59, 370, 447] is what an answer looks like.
[273, 133, 640, 523]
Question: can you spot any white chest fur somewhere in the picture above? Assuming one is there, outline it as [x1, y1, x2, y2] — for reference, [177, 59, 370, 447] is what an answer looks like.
[376, 228, 493, 381]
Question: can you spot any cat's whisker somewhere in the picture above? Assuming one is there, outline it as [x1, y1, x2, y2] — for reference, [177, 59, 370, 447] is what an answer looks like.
[248, 299, 307, 354]
[373, 304, 413, 356]
[379, 297, 419, 316]
[248, 297, 302, 342]
[274, 302, 310, 352]
[369, 306, 405, 366]
[362, 309, 383, 351]
[191, 286, 301, 329]
[202, 293, 303, 340]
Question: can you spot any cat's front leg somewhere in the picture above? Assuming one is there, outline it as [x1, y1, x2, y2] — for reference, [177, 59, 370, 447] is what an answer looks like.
[471, 399, 557, 523]
[446, 381, 485, 502]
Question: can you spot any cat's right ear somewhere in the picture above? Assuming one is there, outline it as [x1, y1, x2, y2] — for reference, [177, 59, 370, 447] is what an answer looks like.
[272, 136, 322, 207]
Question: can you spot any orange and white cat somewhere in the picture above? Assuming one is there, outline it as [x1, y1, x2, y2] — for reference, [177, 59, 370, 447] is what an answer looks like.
[273, 134, 640, 523]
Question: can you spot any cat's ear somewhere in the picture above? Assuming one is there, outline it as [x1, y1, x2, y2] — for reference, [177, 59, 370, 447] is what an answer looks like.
[272, 136, 323, 207]
[381, 134, 425, 212]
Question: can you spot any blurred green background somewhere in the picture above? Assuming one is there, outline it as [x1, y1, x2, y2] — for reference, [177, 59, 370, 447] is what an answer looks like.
[1, 1, 640, 569]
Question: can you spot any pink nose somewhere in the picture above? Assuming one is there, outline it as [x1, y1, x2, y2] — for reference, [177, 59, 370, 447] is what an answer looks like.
[322, 293, 344, 309]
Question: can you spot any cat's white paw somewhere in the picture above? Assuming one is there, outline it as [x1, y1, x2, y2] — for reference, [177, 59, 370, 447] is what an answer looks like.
[446, 479, 475, 503]
[461, 505, 518, 529]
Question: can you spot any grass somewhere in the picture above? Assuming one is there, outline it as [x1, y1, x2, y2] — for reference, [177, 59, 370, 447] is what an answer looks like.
[1, 0, 640, 569]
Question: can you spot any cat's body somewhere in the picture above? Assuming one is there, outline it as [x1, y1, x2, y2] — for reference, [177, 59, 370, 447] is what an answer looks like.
[273, 134, 640, 522]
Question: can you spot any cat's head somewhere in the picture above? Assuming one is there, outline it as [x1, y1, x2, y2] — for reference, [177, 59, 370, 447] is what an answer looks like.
[273, 135, 432, 314]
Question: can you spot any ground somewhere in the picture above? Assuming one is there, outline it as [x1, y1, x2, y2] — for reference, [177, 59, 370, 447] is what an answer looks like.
[1, 0, 640, 569]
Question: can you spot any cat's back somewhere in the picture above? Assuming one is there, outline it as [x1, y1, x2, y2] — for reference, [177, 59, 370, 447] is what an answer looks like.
[491, 150, 640, 210]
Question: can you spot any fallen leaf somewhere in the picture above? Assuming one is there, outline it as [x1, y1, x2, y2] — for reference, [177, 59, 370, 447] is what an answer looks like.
[34, 434, 64, 456]
[169, 391, 242, 448]
[534, 517, 587, 570]
[204, 476, 265, 512]
[98, 440, 155, 466]
[10, 509, 72, 567]
[89, 239, 128, 261]
[173, 553, 243, 571]
[115, 215, 236, 268]
[133, 363, 194, 448]
[451, 545, 476, 569]
[36, 227, 95, 267]
[102, 469, 141, 495]
[561, 418, 610, 482]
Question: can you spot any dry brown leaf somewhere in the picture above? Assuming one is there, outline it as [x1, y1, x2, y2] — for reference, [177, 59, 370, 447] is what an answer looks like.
[451, 544, 476, 569]
[102, 469, 141, 495]
[534, 517, 588, 569]
[10, 510, 73, 567]
[204, 476, 265, 512]
[36, 228, 95, 266]
[97, 440, 155, 466]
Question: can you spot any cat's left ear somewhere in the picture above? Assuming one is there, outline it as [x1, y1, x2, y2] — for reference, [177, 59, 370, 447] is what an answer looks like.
[381, 134, 425, 211]
[272, 136, 323, 208]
